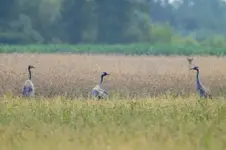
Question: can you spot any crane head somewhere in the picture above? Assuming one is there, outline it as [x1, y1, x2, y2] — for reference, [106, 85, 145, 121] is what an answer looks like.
[28, 65, 35, 70]
[101, 72, 110, 77]
[190, 66, 199, 71]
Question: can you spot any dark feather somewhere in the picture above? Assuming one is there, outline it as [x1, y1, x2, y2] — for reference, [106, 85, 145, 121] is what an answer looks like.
[22, 85, 33, 96]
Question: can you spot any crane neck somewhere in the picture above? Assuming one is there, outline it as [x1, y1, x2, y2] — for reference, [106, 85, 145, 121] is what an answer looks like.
[196, 69, 200, 84]
[28, 68, 31, 80]
[99, 75, 104, 84]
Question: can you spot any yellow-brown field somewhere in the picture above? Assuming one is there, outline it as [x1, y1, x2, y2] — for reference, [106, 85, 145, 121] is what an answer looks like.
[0, 53, 225, 98]
[0, 54, 226, 150]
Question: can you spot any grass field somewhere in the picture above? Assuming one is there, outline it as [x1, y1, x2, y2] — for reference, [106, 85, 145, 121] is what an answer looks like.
[0, 53, 226, 97]
[0, 53, 226, 149]
[0, 96, 225, 150]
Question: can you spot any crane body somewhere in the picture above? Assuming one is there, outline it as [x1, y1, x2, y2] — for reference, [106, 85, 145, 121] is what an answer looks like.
[190, 66, 212, 99]
[92, 72, 109, 99]
[22, 65, 35, 97]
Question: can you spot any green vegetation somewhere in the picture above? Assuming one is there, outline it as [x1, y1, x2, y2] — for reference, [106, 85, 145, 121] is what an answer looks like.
[2, 0, 226, 51]
[0, 44, 225, 55]
[0, 95, 225, 150]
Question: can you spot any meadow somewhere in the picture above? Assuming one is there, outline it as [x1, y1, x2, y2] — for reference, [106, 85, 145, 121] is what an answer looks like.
[0, 53, 226, 150]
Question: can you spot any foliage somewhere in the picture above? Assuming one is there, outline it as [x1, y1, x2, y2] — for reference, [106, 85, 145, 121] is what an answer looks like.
[1, 0, 226, 48]
[0, 43, 226, 55]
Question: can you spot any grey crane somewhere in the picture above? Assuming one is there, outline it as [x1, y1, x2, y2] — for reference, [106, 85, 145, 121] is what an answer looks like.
[22, 65, 35, 97]
[190, 66, 212, 99]
[92, 72, 110, 99]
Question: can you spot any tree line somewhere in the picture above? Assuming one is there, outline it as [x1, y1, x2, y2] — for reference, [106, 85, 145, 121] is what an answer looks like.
[1, 0, 226, 46]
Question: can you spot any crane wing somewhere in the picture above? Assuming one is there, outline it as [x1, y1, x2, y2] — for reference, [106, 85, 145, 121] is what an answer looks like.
[22, 85, 34, 96]
[92, 85, 108, 99]
[199, 83, 212, 99]
[22, 80, 35, 97]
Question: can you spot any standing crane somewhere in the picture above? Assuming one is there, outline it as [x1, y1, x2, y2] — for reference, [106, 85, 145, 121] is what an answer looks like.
[22, 65, 35, 97]
[190, 66, 212, 99]
[92, 72, 110, 99]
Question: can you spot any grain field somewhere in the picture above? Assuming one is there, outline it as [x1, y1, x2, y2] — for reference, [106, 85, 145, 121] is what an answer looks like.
[0, 53, 225, 98]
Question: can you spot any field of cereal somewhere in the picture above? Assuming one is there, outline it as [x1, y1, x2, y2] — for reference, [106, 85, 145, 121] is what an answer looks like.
[0, 54, 225, 150]
[0, 53, 226, 98]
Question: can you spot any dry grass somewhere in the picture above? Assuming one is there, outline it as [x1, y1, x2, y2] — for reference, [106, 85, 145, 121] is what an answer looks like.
[0, 53, 226, 149]
[0, 53, 226, 98]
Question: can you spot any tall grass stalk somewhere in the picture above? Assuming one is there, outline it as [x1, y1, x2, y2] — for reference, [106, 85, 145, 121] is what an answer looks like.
[0, 95, 225, 150]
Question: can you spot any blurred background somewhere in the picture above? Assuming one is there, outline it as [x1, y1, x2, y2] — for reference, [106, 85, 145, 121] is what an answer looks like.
[1, 0, 226, 47]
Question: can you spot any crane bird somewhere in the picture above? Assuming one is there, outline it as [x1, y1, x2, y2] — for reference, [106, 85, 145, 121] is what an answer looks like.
[22, 65, 35, 97]
[92, 72, 110, 99]
[187, 57, 193, 69]
[190, 66, 212, 99]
